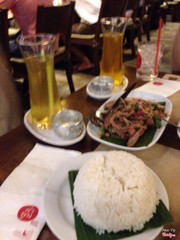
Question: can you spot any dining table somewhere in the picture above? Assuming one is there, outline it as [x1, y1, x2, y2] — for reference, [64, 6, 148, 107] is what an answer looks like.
[0, 66, 180, 240]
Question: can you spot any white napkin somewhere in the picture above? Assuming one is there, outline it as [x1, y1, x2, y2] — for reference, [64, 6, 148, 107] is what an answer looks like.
[135, 78, 180, 97]
[0, 143, 81, 240]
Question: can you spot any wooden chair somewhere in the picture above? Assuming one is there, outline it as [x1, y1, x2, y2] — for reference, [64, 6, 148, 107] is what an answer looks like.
[36, 1, 75, 93]
[138, 0, 155, 41]
[10, 1, 75, 94]
[0, 9, 9, 57]
[71, 0, 128, 75]
[8, 19, 21, 41]
[124, 0, 141, 56]
[158, 0, 179, 24]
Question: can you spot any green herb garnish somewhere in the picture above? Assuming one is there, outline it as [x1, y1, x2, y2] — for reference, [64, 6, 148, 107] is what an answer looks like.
[151, 103, 157, 110]
[101, 127, 156, 147]
[100, 125, 105, 135]
[153, 115, 162, 128]
[134, 127, 156, 147]
[101, 135, 127, 146]
[159, 102, 166, 106]
[134, 104, 138, 112]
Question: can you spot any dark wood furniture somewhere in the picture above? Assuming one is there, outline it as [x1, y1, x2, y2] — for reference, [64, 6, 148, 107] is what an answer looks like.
[124, 0, 155, 56]
[137, 0, 155, 42]
[36, 1, 75, 93]
[158, 0, 179, 24]
[124, 0, 141, 56]
[10, 1, 75, 94]
[0, 66, 179, 240]
[71, 0, 128, 75]
[0, 9, 9, 57]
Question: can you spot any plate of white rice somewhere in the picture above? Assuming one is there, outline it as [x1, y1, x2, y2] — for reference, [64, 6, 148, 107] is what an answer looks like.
[43, 151, 169, 240]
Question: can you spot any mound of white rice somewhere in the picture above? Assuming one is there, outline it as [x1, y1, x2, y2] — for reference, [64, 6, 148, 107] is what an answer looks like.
[73, 150, 159, 233]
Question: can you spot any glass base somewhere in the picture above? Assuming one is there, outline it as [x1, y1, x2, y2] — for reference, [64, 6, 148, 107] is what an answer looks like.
[32, 117, 52, 129]
[136, 70, 158, 82]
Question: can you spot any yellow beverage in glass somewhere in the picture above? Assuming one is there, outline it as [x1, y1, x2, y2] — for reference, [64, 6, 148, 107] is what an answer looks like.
[25, 54, 61, 129]
[100, 32, 124, 85]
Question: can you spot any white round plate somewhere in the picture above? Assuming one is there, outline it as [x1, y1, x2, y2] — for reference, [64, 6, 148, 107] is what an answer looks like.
[177, 121, 180, 138]
[86, 75, 128, 100]
[24, 110, 86, 146]
[87, 90, 173, 151]
[43, 151, 169, 240]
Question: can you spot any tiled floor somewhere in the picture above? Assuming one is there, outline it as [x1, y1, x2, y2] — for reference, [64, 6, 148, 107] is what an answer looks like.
[55, 22, 180, 99]
[55, 69, 93, 98]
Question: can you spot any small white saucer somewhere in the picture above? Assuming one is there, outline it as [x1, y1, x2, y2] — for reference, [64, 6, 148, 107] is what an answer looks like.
[24, 110, 86, 146]
[86, 75, 128, 100]
[177, 121, 180, 138]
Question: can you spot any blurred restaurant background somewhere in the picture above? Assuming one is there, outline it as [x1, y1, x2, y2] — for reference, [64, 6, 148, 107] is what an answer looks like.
[0, 0, 180, 133]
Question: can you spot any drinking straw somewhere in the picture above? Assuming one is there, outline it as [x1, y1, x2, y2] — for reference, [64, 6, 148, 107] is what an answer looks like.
[154, 18, 163, 76]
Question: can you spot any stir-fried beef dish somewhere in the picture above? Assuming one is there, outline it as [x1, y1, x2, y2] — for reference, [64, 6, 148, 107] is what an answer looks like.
[101, 98, 167, 147]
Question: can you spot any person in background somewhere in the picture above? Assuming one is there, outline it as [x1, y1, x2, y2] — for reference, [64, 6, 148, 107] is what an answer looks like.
[150, 0, 164, 30]
[0, 0, 54, 56]
[138, 0, 144, 16]
[72, 0, 133, 72]
[72, 0, 101, 34]
[0, 0, 53, 35]
[71, 0, 101, 72]
[171, 25, 180, 73]
[0, 43, 23, 136]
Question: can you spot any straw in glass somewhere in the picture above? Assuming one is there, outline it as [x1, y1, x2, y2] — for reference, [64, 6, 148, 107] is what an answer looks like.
[154, 18, 163, 76]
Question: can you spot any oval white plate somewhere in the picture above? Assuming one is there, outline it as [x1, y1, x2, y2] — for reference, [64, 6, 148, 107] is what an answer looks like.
[86, 75, 128, 100]
[87, 90, 173, 151]
[177, 121, 180, 138]
[24, 110, 86, 146]
[43, 151, 169, 240]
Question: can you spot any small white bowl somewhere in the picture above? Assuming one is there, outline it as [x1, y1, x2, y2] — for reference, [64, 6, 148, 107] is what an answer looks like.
[90, 76, 114, 95]
[53, 109, 83, 139]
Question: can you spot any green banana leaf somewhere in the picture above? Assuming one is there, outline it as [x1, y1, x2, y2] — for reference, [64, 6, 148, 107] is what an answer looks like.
[68, 170, 173, 240]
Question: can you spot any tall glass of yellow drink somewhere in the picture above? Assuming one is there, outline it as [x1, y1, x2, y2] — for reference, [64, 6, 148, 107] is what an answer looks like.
[17, 34, 61, 129]
[100, 17, 128, 86]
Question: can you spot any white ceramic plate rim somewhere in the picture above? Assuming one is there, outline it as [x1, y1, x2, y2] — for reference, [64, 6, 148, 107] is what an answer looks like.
[86, 76, 128, 100]
[43, 151, 169, 240]
[87, 90, 173, 151]
[24, 110, 86, 146]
